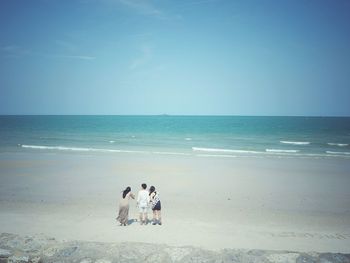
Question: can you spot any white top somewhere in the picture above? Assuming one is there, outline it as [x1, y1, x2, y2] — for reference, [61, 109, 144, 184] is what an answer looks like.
[137, 189, 150, 207]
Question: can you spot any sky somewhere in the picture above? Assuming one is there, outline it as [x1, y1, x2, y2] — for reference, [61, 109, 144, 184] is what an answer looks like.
[0, 0, 350, 116]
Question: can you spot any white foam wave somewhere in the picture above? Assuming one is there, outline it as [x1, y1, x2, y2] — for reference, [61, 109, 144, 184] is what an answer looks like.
[196, 154, 238, 158]
[152, 151, 191, 156]
[19, 144, 350, 159]
[327, 143, 348, 147]
[21, 145, 148, 154]
[192, 147, 261, 154]
[266, 149, 300, 153]
[109, 140, 115, 143]
[22, 145, 90, 151]
[326, 151, 350, 155]
[185, 138, 192, 141]
[280, 141, 310, 145]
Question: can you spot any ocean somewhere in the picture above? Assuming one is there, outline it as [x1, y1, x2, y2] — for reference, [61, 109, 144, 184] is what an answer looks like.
[0, 115, 350, 159]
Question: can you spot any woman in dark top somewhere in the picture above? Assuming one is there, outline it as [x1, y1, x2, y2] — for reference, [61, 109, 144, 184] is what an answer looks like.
[149, 186, 162, 225]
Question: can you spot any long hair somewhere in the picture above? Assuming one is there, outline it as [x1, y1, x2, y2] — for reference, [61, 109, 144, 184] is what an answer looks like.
[149, 185, 155, 196]
[122, 186, 131, 199]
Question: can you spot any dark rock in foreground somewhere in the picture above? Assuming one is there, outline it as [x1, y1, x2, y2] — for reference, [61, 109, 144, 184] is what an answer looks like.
[0, 233, 349, 263]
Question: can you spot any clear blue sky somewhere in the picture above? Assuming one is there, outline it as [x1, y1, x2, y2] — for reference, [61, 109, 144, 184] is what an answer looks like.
[1, 0, 349, 116]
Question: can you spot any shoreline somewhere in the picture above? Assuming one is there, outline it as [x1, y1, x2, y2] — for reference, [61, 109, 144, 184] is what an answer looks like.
[6, 144, 350, 160]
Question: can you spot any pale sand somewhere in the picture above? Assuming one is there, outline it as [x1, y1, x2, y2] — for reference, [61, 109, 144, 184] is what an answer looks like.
[0, 152, 349, 253]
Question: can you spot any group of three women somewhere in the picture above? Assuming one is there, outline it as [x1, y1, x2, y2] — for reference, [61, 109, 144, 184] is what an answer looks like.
[116, 184, 162, 226]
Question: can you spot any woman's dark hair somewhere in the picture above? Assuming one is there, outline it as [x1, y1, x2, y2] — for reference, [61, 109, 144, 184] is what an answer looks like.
[149, 186, 155, 196]
[141, 183, 147, 189]
[122, 186, 131, 199]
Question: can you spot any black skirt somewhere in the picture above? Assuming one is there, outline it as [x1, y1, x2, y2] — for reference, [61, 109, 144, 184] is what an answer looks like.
[152, 201, 161, 211]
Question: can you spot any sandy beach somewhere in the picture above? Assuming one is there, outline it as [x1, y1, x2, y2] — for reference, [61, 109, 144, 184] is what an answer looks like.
[0, 151, 349, 254]
[2, 0, 350, 260]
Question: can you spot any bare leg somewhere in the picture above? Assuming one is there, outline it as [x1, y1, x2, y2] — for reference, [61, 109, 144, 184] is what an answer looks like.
[152, 210, 157, 224]
[157, 210, 162, 225]
[139, 213, 143, 225]
[144, 212, 148, 225]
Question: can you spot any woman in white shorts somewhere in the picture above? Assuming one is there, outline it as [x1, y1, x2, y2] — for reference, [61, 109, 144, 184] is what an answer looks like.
[137, 183, 150, 225]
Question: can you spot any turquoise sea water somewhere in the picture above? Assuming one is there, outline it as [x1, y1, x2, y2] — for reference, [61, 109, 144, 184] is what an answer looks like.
[0, 116, 350, 159]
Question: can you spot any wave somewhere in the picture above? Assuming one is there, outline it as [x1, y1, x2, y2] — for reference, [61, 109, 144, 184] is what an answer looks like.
[20, 144, 148, 154]
[185, 138, 192, 141]
[196, 154, 238, 158]
[326, 151, 350, 155]
[327, 143, 348, 147]
[109, 140, 115, 143]
[280, 141, 310, 145]
[192, 147, 261, 154]
[152, 151, 191, 156]
[266, 149, 300, 153]
[22, 145, 90, 151]
[19, 144, 350, 159]
[192, 147, 350, 158]
[21, 144, 189, 157]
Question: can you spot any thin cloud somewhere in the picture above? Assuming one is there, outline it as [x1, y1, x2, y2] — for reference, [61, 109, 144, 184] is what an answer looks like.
[46, 54, 96, 60]
[127, 32, 153, 39]
[55, 40, 77, 51]
[83, 0, 181, 20]
[1, 45, 31, 57]
[130, 45, 152, 70]
[117, 0, 163, 17]
[1, 45, 96, 61]
[181, 0, 220, 6]
[54, 40, 95, 60]
[1, 45, 20, 52]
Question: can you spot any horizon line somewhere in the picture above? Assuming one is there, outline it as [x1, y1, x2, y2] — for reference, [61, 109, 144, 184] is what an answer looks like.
[1, 114, 350, 118]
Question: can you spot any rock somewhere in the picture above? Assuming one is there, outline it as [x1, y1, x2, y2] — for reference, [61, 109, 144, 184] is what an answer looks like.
[267, 252, 300, 263]
[0, 248, 12, 263]
[0, 233, 17, 241]
[0, 233, 22, 249]
[180, 248, 218, 263]
[319, 253, 350, 263]
[95, 259, 112, 263]
[164, 247, 193, 262]
[1, 232, 350, 263]
[144, 251, 171, 263]
[55, 246, 78, 257]
[296, 253, 317, 263]
[42, 246, 59, 257]
[79, 258, 93, 263]
[8, 255, 30, 263]
[0, 248, 12, 258]
[29, 256, 42, 263]
[220, 249, 270, 263]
